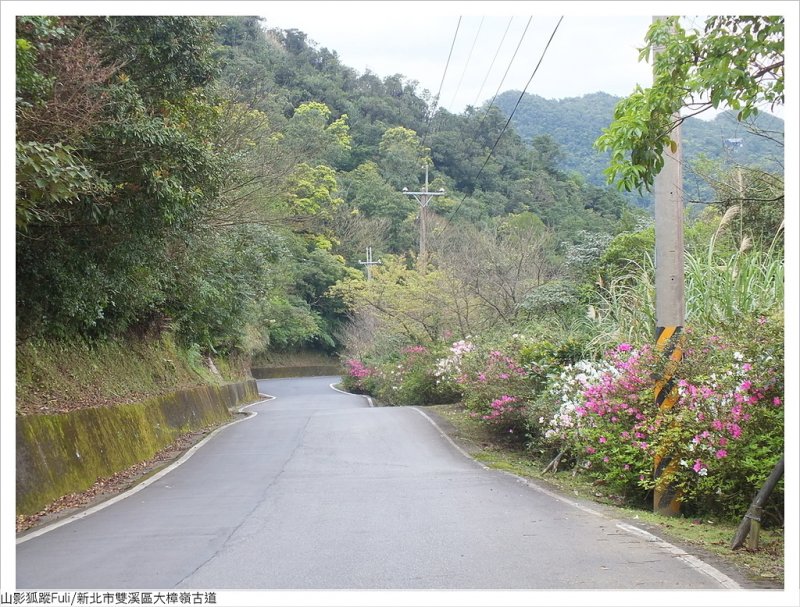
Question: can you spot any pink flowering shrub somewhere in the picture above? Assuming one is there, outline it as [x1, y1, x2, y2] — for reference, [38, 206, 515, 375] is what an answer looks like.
[341, 358, 378, 394]
[457, 339, 532, 436]
[366, 343, 462, 406]
[531, 319, 784, 518]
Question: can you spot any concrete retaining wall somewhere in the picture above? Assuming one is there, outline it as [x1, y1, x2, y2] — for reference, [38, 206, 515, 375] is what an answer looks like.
[250, 365, 342, 379]
[16, 380, 259, 515]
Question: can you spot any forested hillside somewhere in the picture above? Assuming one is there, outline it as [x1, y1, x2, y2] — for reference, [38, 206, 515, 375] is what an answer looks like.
[15, 15, 643, 370]
[493, 91, 784, 209]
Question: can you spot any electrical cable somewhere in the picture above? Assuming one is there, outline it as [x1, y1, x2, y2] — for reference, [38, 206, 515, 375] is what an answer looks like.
[473, 17, 514, 108]
[439, 16, 564, 234]
[476, 16, 533, 131]
[448, 17, 485, 110]
[420, 17, 529, 203]
[420, 16, 462, 154]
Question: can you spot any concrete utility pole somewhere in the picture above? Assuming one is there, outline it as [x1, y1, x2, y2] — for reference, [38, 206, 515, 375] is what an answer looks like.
[402, 163, 445, 275]
[358, 247, 382, 281]
[651, 15, 686, 517]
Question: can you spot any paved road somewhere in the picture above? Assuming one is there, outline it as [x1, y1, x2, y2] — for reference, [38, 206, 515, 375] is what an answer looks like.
[17, 376, 742, 589]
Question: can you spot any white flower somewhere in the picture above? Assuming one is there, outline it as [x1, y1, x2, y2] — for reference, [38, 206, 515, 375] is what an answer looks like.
[698, 468, 708, 477]
[733, 351, 744, 361]
[538, 417, 545, 424]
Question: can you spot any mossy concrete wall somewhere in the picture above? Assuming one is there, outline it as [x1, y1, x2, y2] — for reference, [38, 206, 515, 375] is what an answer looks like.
[250, 364, 342, 379]
[16, 380, 258, 516]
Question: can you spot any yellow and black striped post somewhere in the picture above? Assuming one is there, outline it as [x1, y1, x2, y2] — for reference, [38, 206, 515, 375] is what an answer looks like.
[653, 325, 684, 516]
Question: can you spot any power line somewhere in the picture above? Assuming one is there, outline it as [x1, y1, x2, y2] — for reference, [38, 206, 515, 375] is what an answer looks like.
[473, 17, 514, 107]
[439, 16, 564, 234]
[420, 17, 529, 206]
[420, 16, 462, 154]
[448, 17, 485, 110]
[476, 16, 533, 131]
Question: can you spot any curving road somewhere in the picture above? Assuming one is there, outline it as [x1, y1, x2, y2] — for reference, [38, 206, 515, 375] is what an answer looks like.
[17, 376, 743, 590]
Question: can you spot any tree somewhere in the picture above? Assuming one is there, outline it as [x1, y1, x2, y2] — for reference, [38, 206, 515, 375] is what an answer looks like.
[16, 16, 227, 338]
[595, 16, 784, 193]
[377, 126, 428, 189]
[330, 255, 464, 344]
[430, 213, 559, 327]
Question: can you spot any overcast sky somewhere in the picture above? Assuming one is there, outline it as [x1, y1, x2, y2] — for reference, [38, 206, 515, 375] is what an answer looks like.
[257, 5, 658, 113]
[3, 2, 793, 116]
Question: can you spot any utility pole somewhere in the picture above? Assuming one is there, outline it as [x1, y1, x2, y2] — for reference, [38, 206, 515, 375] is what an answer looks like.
[402, 163, 445, 275]
[358, 247, 381, 281]
[651, 15, 686, 517]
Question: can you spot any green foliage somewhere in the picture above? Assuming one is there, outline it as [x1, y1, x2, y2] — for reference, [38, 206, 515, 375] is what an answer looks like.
[89, 16, 221, 104]
[15, 333, 248, 415]
[341, 345, 462, 406]
[331, 255, 463, 344]
[595, 16, 784, 193]
[15, 141, 107, 229]
[16, 16, 784, 531]
[15, 16, 68, 106]
[15, 16, 357, 360]
[597, 227, 656, 282]
[519, 281, 582, 318]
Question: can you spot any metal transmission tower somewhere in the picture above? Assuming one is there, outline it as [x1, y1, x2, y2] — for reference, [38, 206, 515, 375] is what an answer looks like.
[402, 164, 445, 274]
[358, 247, 382, 281]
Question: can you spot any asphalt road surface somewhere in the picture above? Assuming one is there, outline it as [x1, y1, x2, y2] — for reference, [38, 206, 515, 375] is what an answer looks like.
[17, 376, 743, 590]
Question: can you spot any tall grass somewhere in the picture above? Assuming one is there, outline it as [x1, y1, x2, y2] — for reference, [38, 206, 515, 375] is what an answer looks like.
[685, 249, 783, 330]
[582, 258, 656, 353]
[585, 217, 784, 350]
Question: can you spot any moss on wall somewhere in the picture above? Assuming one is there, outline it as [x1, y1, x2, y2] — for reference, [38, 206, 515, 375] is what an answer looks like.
[16, 380, 258, 515]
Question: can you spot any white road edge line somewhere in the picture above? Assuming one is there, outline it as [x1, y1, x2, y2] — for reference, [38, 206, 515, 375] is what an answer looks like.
[16, 394, 276, 544]
[328, 382, 373, 407]
[411, 406, 742, 590]
[616, 522, 741, 589]
[410, 407, 488, 470]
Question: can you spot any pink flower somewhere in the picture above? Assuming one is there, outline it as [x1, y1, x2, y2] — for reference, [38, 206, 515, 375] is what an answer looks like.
[773, 397, 782, 406]
[693, 459, 706, 473]
[599, 436, 607, 444]
[617, 343, 632, 352]
[715, 449, 728, 459]
[586, 446, 596, 454]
